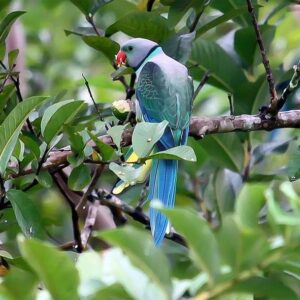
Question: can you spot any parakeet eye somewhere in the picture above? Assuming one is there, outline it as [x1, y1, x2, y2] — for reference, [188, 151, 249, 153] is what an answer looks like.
[128, 46, 133, 51]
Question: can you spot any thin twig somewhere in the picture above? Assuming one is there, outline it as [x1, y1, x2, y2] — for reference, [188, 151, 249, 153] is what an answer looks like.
[126, 73, 136, 100]
[86, 14, 101, 36]
[147, 0, 155, 11]
[277, 60, 300, 111]
[242, 140, 252, 182]
[76, 164, 105, 212]
[52, 173, 83, 252]
[189, 9, 203, 33]
[82, 73, 103, 121]
[228, 94, 234, 116]
[246, 0, 278, 113]
[193, 71, 209, 101]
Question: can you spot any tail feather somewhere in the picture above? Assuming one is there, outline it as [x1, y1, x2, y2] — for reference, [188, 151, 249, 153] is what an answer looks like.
[149, 159, 178, 245]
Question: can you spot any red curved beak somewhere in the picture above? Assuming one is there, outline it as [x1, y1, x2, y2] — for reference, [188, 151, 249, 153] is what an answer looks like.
[115, 50, 127, 67]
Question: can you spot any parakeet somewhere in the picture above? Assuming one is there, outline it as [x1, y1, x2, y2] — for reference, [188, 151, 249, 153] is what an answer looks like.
[116, 38, 194, 245]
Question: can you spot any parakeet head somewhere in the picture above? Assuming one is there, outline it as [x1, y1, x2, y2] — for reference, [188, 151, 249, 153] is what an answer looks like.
[116, 38, 159, 69]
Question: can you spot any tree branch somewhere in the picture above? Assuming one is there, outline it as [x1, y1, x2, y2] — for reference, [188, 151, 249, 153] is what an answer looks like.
[97, 189, 186, 246]
[246, 0, 278, 113]
[9, 110, 300, 178]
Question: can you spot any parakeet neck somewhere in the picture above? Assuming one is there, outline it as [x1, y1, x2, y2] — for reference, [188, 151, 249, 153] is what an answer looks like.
[135, 46, 163, 77]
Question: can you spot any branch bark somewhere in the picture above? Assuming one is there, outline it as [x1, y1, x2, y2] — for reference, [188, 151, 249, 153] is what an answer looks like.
[9, 110, 300, 178]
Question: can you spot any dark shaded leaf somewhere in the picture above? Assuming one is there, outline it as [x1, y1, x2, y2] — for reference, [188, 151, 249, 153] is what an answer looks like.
[190, 38, 247, 92]
[234, 25, 276, 67]
[196, 6, 251, 38]
[199, 133, 244, 172]
[105, 12, 173, 43]
[7, 190, 46, 239]
[0, 11, 25, 43]
[70, 0, 113, 16]
[162, 32, 195, 64]
[88, 131, 115, 161]
[82, 36, 119, 61]
[68, 164, 92, 191]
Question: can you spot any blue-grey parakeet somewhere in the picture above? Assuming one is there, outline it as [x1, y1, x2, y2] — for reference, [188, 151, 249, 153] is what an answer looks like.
[116, 38, 194, 245]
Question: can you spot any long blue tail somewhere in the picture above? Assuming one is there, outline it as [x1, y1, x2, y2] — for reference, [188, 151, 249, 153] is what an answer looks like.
[149, 158, 178, 245]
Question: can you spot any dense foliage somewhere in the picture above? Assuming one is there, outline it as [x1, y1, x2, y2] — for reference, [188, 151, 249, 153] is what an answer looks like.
[1, 0, 300, 299]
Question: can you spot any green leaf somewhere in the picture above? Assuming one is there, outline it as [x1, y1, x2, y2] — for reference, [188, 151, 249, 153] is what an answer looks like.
[215, 169, 242, 216]
[288, 146, 300, 181]
[0, 0, 10, 12]
[252, 139, 291, 165]
[68, 164, 92, 191]
[19, 238, 80, 300]
[132, 121, 168, 158]
[2, 267, 38, 300]
[0, 11, 25, 43]
[65, 26, 103, 37]
[6, 190, 46, 239]
[196, 6, 251, 38]
[105, 12, 173, 43]
[216, 293, 253, 300]
[211, 0, 255, 27]
[96, 226, 171, 298]
[166, 0, 207, 27]
[235, 184, 267, 229]
[111, 66, 134, 81]
[107, 124, 127, 152]
[8, 49, 19, 69]
[162, 208, 220, 284]
[190, 38, 247, 92]
[88, 131, 115, 161]
[82, 36, 120, 61]
[199, 133, 244, 172]
[70, 0, 113, 16]
[0, 43, 5, 61]
[266, 189, 300, 226]
[109, 161, 145, 184]
[162, 32, 195, 64]
[0, 83, 15, 117]
[91, 284, 134, 300]
[41, 99, 86, 144]
[232, 276, 298, 300]
[145, 145, 196, 162]
[36, 171, 53, 188]
[234, 25, 276, 67]
[0, 96, 47, 174]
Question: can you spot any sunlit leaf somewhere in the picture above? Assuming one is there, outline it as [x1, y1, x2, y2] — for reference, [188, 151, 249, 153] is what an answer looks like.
[162, 208, 221, 284]
[41, 99, 86, 144]
[0, 96, 47, 174]
[19, 238, 80, 300]
[96, 226, 171, 298]
[145, 145, 196, 162]
[132, 121, 168, 158]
